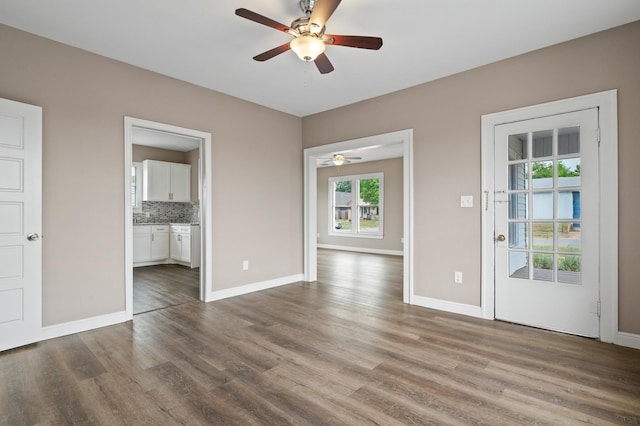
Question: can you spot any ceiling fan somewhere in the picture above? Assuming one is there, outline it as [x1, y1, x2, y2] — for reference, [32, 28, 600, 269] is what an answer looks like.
[235, 0, 383, 74]
[320, 153, 362, 166]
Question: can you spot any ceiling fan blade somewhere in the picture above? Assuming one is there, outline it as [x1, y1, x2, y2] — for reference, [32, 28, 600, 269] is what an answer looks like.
[253, 43, 291, 62]
[235, 8, 290, 33]
[309, 0, 341, 31]
[325, 35, 383, 50]
[346, 156, 362, 160]
[314, 53, 335, 74]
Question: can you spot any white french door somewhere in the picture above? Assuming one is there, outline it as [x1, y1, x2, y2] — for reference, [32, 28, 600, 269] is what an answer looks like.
[0, 98, 42, 352]
[494, 108, 600, 337]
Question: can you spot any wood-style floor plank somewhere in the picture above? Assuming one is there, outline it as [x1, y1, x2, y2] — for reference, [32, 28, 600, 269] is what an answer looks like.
[133, 264, 199, 314]
[1, 249, 639, 425]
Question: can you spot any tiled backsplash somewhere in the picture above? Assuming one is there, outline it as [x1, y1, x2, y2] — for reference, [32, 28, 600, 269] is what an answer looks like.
[133, 201, 199, 224]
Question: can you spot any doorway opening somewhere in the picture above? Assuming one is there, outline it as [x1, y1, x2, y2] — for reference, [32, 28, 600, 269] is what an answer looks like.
[304, 129, 413, 303]
[124, 117, 214, 320]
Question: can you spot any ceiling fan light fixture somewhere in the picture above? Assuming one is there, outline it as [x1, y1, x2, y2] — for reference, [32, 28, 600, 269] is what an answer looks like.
[332, 153, 346, 165]
[290, 34, 325, 62]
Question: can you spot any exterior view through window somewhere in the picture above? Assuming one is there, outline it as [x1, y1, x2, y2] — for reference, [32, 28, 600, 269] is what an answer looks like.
[329, 173, 383, 237]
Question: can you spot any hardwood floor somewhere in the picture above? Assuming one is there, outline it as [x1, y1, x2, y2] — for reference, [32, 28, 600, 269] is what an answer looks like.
[133, 264, 199, 314]
[1, 249, 639, 425]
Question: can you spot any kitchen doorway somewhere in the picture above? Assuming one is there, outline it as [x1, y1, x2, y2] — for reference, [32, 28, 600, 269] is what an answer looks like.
[124, 117, 213, 319]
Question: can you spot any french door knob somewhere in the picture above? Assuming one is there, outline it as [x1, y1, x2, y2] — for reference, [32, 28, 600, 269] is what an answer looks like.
[27, 232, 40, 241]
[496, 234, 506, 242]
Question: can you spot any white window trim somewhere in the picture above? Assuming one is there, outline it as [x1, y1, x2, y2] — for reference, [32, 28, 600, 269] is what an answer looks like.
[132, 161, 143, 213]
[328, 172, 384, 238]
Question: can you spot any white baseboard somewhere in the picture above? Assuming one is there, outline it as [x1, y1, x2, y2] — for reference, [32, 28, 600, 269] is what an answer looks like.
[41, 310, 129, 342]
[412, 295, 483, 318]
[207, 274, 304, 302]
[317, 244, 403, 256]
[617, 332, 640, 350]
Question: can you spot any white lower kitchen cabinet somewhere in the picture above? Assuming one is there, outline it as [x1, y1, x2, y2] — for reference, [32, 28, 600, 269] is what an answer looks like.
[133, 225, 170, 266]
[170, 225, 200, 268]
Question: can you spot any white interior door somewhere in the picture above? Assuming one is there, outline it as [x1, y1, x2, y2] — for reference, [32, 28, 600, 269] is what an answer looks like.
[494, 108, 599, 337]
[0, 98, 42, 352]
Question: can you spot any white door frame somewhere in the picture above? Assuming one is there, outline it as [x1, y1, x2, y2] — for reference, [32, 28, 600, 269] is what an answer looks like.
[303, 129, 414, 303]
[481, 90, 618, 343]
[124, 117, 214, 319]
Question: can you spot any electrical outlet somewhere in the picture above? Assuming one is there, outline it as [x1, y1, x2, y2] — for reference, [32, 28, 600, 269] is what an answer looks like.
[242, 260, 249, 270]
[460, 196, 473, 208]
[454, 271, 463, 284]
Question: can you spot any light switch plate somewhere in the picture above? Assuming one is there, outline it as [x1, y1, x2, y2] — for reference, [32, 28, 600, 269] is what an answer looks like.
[460, 195, 473, 208]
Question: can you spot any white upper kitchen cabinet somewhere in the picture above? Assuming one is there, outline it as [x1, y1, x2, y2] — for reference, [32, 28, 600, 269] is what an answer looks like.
[142, 160, 191, 202]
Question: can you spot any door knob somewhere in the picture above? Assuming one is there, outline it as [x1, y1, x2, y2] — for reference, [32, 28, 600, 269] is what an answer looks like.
[496, 234, 506, 242]
[27, 232, 40, 241]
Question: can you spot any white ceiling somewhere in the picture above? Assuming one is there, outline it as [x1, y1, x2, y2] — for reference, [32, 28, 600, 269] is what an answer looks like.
[1, 1, 639, 117]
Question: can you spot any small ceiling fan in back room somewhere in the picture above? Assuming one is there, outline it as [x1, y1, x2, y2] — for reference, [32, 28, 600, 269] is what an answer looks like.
[235, 0, 383, 74]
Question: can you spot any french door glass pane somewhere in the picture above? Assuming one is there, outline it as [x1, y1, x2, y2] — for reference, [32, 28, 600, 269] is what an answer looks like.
[532, 222, 554, 250]
[532, 160, 553, 189]
[509, 163, 528, 190]
[508, 133, 528, 160]
[558, 158, 580, 187]
[532, 130, 553, 158]
[509, 222, 528, 249]
[509, 193, 528, 220]
[558, 126, 580, 155]
[558, 222, 581, 252]
[558, 254, 581, 284]
[509, 251, 529, 279]
[533, 253, 554, 281]
[532, 192, 553, 220]
[558, 191, 580, 220]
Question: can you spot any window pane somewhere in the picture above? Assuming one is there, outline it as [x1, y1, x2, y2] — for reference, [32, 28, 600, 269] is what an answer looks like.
[558, 254, 581, 284]
[358, 178, 380, 234]
[509, 251, 529, 279]
[508, 133, 528, 160]
[509, 193, 528, 220]
[533, 253, 554, 281]
[509, 163, 528, 190]
[333, 179, 353, 232]
[532, 222, 554, 251]
[532, 130, 553, 158]
[532, 192, 553, 219]
[509, 222, 528, 249]
[558, 191, 580, 220]
[334, 207, 352, 231]
[558, 126, 580, 155]
[558, 158, 580, 188]
[359, 205, 379, 233]
[558, 222, 580, 253]
[532, 161, 553, 189]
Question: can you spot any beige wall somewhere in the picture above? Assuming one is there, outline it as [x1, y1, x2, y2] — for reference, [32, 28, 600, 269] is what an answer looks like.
[0, 24, 303, 326]
[132, 145, 186, 164]
[317, 158, 403, 252]
[302, 21, 640, 334]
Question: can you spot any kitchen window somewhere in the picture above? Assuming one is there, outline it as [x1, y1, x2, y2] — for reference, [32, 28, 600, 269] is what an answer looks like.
[329, 173, 383, 238]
